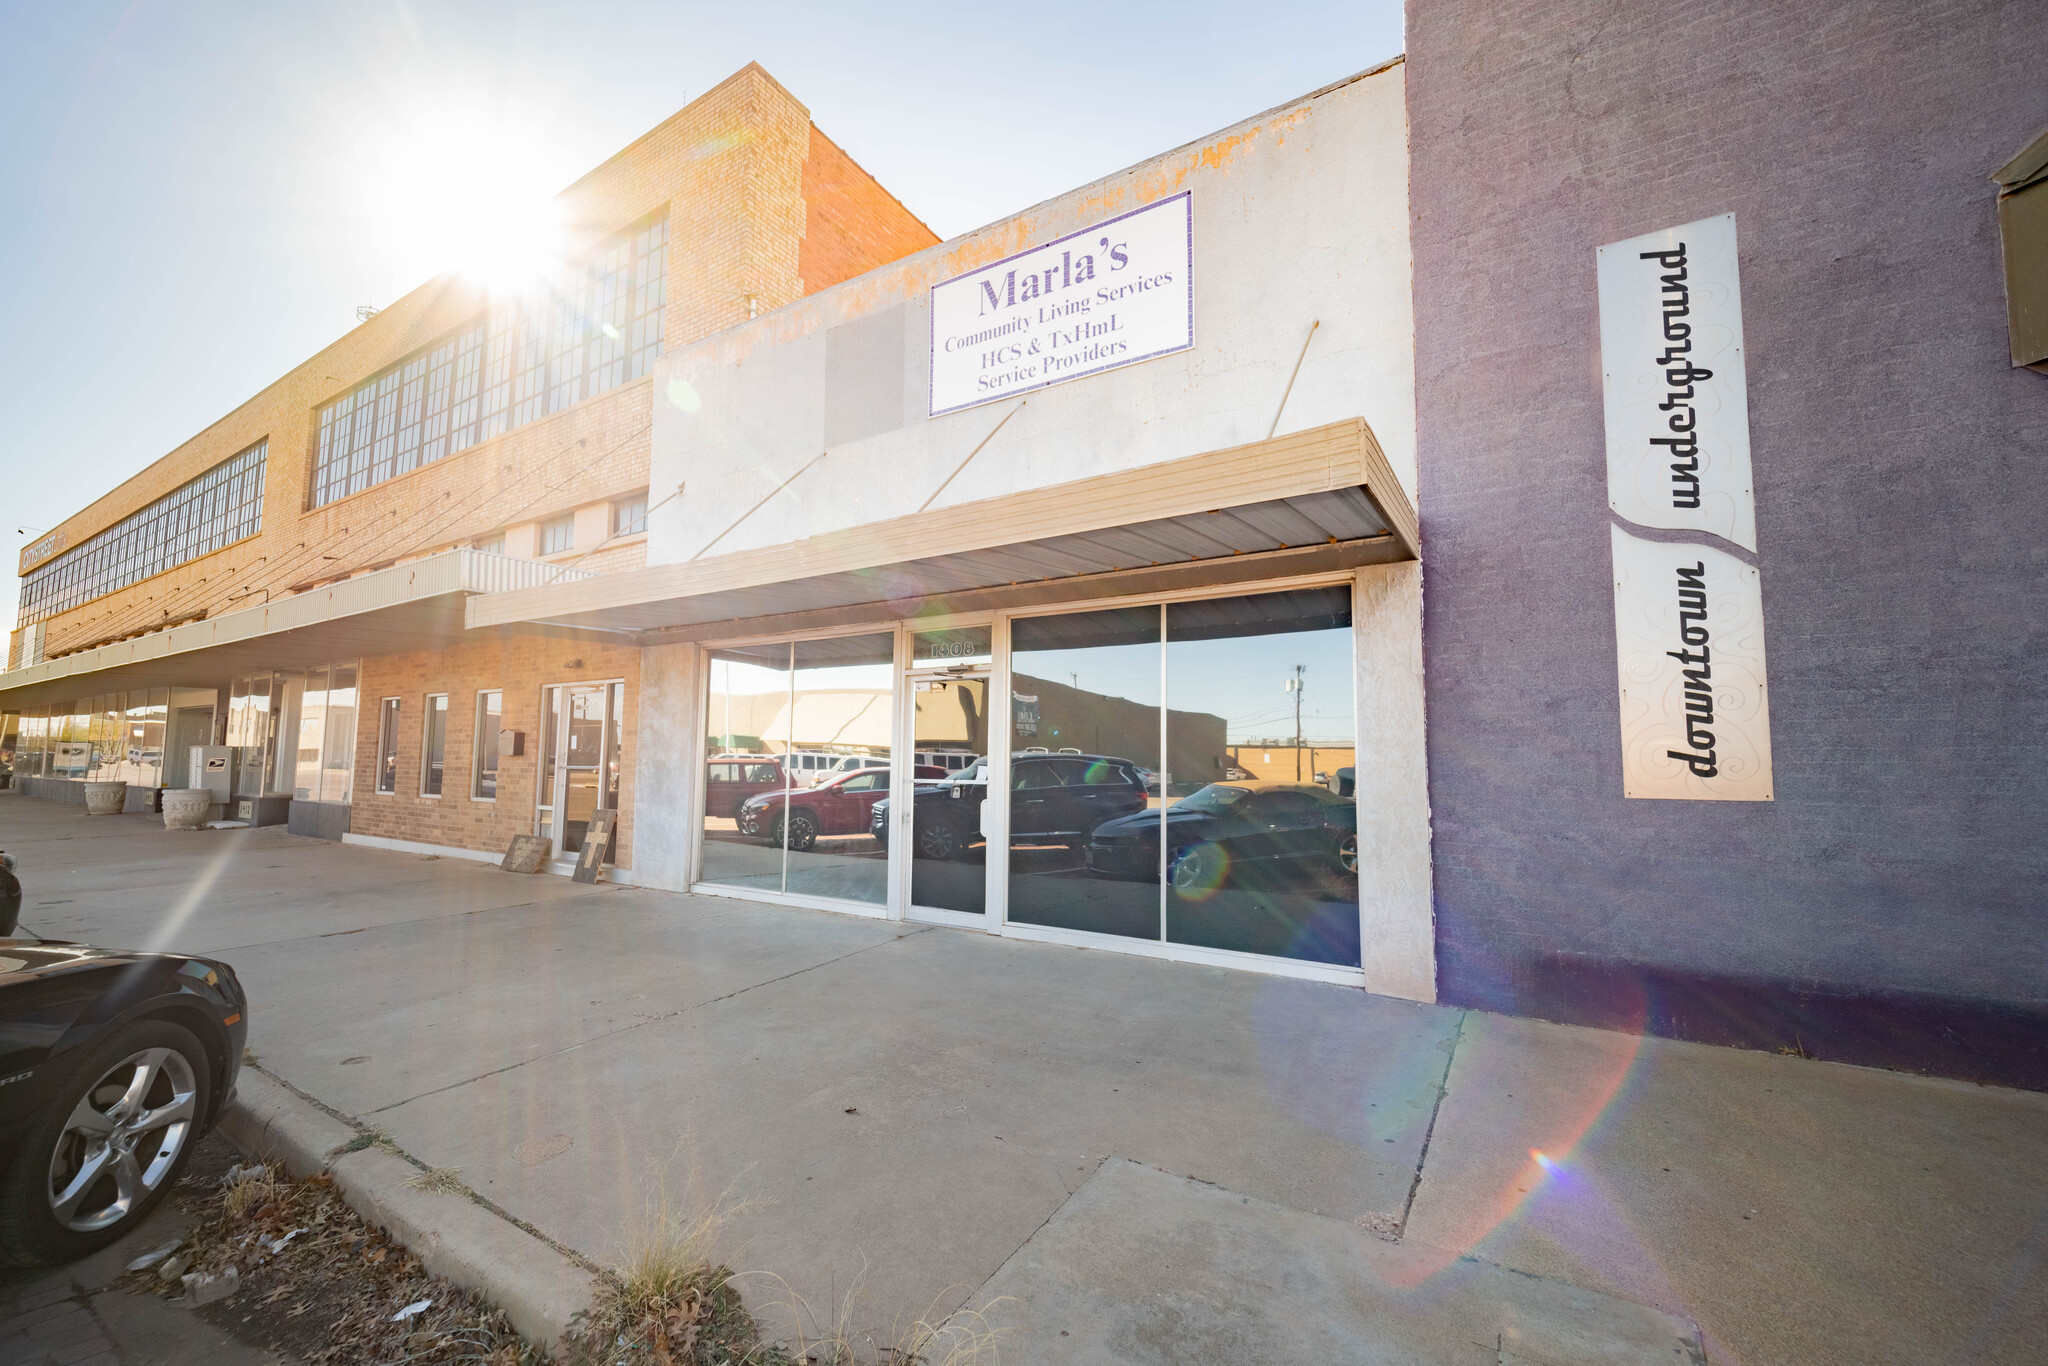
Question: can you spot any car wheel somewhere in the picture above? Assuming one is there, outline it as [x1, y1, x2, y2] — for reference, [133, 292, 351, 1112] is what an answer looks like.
[1333, 833, 1359, 876]
[1169, 842, 1224, 893]
[915, 819, 964, 861]
[783, 810, 819, 853]
[0, 1019, 213, 1268]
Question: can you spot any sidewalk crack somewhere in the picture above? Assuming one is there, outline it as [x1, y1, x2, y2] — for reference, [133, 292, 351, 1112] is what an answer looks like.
[1392, 1007, 1466, 1239]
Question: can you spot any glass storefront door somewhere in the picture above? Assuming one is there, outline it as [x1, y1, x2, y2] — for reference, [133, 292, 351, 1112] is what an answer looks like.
[537, 681, 624, 861]
[902, 625, 994, 920]
[699, 634, 894, 906]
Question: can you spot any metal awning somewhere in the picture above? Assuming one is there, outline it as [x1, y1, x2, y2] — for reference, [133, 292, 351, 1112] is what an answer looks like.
[467, 418, 1417, 641]
[0, 550, 593, 708]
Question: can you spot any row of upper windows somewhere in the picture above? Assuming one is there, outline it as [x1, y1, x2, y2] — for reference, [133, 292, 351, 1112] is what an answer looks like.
[475, 491, 647, 560]
[17, 217, 667, 633]
[309, 211, 668, 510]
[17, 442, 268, 628]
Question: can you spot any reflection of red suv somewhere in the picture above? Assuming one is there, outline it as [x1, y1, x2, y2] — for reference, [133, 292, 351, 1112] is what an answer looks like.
[705, 758, 787, 818]
[738, 766, 946, 850]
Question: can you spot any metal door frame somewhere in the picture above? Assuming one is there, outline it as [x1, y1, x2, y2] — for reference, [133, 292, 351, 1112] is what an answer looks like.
[893, 613, 996, 927]
[535, 677, 625, 863]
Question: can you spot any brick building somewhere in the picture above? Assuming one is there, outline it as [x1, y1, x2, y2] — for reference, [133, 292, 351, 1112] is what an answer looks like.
[10, 15, 2039, 1089]
[0, 63, 936, 872]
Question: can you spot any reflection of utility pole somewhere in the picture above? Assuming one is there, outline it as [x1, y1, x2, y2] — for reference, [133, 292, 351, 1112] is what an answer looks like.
[1285, 664, 1305, 780]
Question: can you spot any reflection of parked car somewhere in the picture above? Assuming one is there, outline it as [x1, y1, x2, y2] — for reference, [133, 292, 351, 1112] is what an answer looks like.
[705, 758, 786, 818]
[873, 753, 1150, 862]
[1086, 782, 1358, 892]
[0, 940, 247, 1266]
[737, 765, 946, 849]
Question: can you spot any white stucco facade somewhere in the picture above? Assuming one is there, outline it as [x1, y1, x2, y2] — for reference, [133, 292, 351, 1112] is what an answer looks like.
[645, 61, 1417, 564]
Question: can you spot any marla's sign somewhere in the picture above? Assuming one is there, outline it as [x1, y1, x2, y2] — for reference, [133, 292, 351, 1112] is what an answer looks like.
[928, 192, 1192, 416]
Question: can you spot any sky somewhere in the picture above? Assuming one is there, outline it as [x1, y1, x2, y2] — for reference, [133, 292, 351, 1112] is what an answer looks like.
[0, 0, 1405, 639]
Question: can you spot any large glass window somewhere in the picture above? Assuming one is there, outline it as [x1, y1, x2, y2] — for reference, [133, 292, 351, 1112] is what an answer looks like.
[322, 666, 358, 803]
[293, 667, 330, 800]
[421, 694, 448, 796]
[309, 212, 667, 509]
[700, 633, 893, 906]
[1006, 607, 1162, 940]
[1163, 588, 1358, 966]
[1007, 587, 1359, 967]
[19, 443, 267, 626]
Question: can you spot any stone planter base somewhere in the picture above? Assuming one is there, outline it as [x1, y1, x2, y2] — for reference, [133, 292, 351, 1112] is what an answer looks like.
[83, 781, 128, 816]
[162, 788, 213, 830]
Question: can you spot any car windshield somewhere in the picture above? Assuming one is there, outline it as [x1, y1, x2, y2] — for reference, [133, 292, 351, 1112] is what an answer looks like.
[1173, 783, 1256, 814]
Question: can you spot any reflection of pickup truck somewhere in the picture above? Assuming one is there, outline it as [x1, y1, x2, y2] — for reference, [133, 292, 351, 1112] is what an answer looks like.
[705, 757, 786, 818]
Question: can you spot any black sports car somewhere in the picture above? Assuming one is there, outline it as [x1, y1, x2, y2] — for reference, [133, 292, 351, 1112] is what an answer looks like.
[0, 938, 247, 1266]
[1086, 781, 1359, 892]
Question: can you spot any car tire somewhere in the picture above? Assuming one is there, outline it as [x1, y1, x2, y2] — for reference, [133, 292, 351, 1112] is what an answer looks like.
[0, 1018, 213, 1268]
[1333, 833, 1359, 876]
[1168, 842, 1225, 894]
[782, 810, 819, 853]
[915, 819, 964, 861]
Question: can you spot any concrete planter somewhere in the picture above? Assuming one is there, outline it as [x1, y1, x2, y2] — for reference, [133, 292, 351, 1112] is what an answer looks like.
[162, 788, 213, 830]
[83, 781, 128, 816]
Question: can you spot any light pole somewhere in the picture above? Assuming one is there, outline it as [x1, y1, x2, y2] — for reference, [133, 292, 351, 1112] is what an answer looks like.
[1284, 664, 1305, 780]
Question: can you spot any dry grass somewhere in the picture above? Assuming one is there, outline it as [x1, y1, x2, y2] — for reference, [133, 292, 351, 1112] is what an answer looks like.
[406, 1166, 469, 1196]
[221, 1161, 284, 1219]
[565, 1182, 766, 1366]
[742, 1261, 1014, 1366]
[330, 1127, 398, 1158]
[138, 1147, 544, 1365]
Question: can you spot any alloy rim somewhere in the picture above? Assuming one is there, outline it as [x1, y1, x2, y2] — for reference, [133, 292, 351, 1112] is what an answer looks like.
[47, 1046, 197, 1233]
[1337, 834, 1359, 874]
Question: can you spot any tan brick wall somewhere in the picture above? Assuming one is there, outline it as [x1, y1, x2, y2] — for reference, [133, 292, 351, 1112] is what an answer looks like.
[801, 126, 940, 294]
[22, 62, 931, 664]
[351, 633, 642, 867]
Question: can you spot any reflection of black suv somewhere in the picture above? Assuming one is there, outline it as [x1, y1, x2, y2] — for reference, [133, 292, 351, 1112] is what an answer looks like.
[872, 754, 1150, 861]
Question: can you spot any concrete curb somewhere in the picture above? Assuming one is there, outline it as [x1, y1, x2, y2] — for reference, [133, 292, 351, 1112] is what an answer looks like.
[215, 1069, 600, 1355]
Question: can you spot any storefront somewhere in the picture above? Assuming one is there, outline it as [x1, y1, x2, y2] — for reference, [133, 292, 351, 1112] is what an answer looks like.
[695, 577, 1366, 972]
[462, 58, 1432, 991]
[6, 688, 218, 801]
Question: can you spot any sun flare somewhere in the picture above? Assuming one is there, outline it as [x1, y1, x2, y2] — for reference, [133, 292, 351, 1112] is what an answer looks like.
[356, 99, 570, 294]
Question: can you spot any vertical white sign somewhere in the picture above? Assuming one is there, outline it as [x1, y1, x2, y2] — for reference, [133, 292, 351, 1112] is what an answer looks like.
[1611, 527, 1772, 801]
[1598, 214, 1756, 551]
[1599, 215, 1772, 800]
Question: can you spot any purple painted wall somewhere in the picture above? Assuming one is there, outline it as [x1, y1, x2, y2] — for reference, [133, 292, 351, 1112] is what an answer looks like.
[1405, 0, 2048, 1085]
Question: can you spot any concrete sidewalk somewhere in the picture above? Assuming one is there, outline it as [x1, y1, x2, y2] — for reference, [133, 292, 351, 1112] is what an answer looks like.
[4, 794, 2044, 1363]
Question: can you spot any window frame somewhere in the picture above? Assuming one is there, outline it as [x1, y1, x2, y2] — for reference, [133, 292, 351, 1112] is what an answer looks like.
[472, 690, 502, 801]
[420, 693, 449, 798]
[612, 491, 649, 538]
[539, 513, 575, 557]
[308, 211, 669, 511]
[375, 697, 401, 795]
